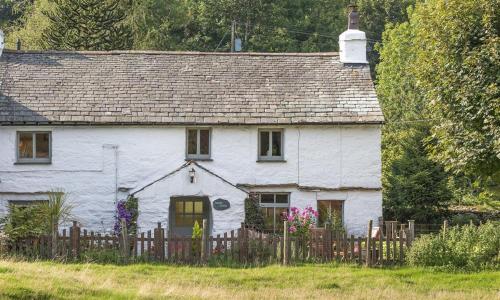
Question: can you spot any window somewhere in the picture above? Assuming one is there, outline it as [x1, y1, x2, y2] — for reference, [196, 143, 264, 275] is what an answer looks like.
[258, 193, 289, 233]
[186, 128, 211, 160]
[317, 200, 344, 227]
[258, 129, 284, 161]
[174, 199, 205, 227]
[16, 132, 51, 163]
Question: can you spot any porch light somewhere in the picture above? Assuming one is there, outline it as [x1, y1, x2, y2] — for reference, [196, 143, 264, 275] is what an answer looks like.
[189, 168, 196, 183]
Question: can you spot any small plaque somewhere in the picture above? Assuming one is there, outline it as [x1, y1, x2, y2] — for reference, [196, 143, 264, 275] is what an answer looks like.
[213, 198, 230, 211]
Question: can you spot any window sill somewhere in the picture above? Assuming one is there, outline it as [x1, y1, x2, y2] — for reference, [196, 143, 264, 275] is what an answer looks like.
[256, 159, 287, 163]
[14, 161, 52, 165]
[185, 158, 213, 162]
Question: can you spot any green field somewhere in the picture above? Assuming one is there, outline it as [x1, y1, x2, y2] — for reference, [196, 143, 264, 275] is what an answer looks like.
[0, 259, 498, 299]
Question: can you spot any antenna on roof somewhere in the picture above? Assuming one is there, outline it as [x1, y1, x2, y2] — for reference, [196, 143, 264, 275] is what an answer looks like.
[0, 30, 4, 57]
[230, 21, 242, 52]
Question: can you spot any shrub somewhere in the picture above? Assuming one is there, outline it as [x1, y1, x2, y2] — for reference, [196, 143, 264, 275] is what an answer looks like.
[0, 204, 49, 241]
[191, 220, 202, 256]
[450, 213, 480, 226]
[406, 222, 500, 271]
[244, 195, 265, 231]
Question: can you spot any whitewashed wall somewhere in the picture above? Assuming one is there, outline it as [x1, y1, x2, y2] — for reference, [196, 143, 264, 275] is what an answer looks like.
[0, 125, 381, 235]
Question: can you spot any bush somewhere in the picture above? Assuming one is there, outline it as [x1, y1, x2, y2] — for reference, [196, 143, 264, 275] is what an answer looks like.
[406, 222, 500, 271]
[0, 204, 49, 241]
[244, 195, 265, 231]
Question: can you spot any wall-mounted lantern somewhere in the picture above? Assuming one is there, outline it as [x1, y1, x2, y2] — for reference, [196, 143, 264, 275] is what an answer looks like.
[189, 168, 196, 183]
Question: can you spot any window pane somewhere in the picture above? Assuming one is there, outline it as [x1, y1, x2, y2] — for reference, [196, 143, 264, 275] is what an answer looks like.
[272, 131, 282, 156]
[275, 194, 289, 204]
[175, 201, 184, 214]
[185, 201, 193, 214]
[19, 133, 33, 159]
[194, 201, 203, 214]
[35, 133, 50, 158]
[187, 130, 197, 155]
[199, 130, 210, 155]
[260, 131, 269, 157]
[260, 194, 274, 204]
[318, 200, 343, 226]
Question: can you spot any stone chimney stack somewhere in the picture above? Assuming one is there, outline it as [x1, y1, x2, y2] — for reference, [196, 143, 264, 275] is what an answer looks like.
[339, 5, 368, 64]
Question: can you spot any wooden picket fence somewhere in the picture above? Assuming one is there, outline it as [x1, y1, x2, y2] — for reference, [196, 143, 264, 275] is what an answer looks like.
[4, 219, 416, 266]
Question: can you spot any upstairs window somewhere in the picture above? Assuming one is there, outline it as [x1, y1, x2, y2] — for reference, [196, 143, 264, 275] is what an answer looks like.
[186, 128, 211, 160]
[16, 132, 51, 164]
[258, 129, 284, 161]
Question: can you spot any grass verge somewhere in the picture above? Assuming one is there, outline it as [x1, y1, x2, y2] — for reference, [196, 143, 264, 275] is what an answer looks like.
[0, 259, 498, 299]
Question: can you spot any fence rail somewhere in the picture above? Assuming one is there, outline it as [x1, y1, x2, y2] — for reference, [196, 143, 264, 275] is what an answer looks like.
[4, 219, 416, 266]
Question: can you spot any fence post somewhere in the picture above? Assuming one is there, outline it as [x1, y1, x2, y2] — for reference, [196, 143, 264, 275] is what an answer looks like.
[157, 222, 165, 261]
[442, 220, 448, 238]
[201, 219, 208, 263]
[408, 220, 415, 245]
[70, 221, 80, 260]
[366, 220, 373, 267]
[283, 221, 288, 265]
[120, 218, 129, 263]
[51, 220, 58, 259]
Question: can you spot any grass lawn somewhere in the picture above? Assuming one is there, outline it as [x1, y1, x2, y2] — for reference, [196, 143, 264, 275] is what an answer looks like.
[0, 259, 498, 299]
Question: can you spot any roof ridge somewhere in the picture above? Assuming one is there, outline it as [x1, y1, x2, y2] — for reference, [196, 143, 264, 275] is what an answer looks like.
[2, 49, 339, 57]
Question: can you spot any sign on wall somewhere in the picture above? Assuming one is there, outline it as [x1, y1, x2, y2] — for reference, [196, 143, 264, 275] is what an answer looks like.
[213, 198, 230, 211]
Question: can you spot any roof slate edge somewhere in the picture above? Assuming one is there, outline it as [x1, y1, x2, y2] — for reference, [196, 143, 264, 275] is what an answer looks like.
[0, 120, 384, 126]
[2, 49, 339, 57]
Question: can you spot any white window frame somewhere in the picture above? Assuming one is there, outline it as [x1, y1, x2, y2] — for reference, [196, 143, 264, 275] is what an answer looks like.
[185, 128, 212, 160]
[258, 193, 290, 234]
[16, 131, 52, 164]
[258, 129, 284, 161]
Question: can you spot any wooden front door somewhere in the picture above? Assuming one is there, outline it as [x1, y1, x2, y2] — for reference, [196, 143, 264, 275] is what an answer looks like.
[169, 196, 210, 237]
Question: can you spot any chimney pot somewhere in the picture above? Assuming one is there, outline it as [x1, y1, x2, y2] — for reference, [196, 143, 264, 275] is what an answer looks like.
[348, 5, 359, 30]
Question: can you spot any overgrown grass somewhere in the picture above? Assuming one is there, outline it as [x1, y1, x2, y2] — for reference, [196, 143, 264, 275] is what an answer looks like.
[0, 259, 498, 299]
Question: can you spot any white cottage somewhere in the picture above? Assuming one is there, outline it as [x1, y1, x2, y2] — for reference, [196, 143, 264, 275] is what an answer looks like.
[0, 13, 383, 236]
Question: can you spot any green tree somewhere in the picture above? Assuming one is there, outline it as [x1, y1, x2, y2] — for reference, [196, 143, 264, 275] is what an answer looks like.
[358, 0, 415, 76]
[411, 0, 499, 181]
[42, 0, 132, 50]
[384, 126, 452, 222]
[377, 15, 452, 222]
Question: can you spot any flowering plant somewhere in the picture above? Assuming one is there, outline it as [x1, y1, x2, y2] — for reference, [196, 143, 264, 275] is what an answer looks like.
[113, 197, 138, 236]
[285, 206, 318, 238]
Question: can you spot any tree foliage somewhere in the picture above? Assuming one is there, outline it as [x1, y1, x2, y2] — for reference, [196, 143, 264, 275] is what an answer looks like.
[410, 0, 500, 180]
[42, 0, 132, 50]
[384, 126, 452, 222]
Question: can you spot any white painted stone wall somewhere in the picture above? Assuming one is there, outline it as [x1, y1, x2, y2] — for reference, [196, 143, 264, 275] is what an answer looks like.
[0, 125, 381, 235]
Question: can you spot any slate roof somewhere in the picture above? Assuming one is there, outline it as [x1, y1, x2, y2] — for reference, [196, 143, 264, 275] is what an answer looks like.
[0, 50, 383, 125]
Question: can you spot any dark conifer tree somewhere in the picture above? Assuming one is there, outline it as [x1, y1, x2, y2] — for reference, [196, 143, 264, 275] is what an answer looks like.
[42, 0, 131, 50]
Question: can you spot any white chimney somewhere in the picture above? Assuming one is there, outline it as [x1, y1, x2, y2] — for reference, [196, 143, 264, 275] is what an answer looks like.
[0, 30, 4, 57]
[339, 5, 368, 64]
